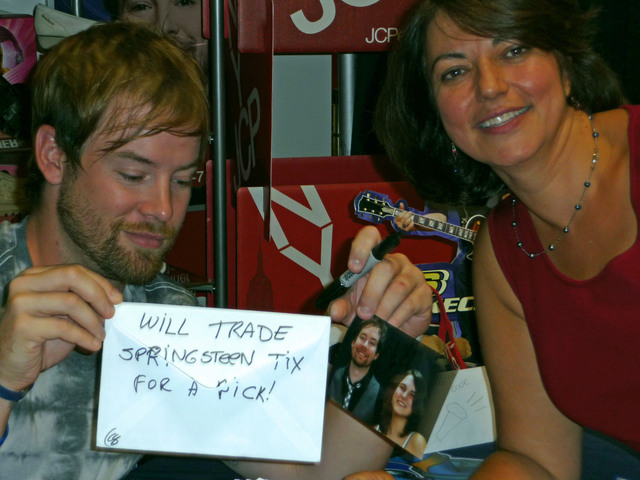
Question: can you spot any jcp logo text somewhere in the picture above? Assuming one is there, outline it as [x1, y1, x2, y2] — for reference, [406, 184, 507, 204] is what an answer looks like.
[291, 0, 395, 43]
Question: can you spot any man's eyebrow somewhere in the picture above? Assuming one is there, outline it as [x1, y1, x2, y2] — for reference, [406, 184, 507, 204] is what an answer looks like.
[114, 151, 153, 165]
[179, 158, 204, 171]
[114, 151, 202, 170]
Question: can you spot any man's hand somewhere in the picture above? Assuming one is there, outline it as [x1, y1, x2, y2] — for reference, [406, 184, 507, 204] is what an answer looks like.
[327, 226, 432, 338]
[0, 265, 122, 392]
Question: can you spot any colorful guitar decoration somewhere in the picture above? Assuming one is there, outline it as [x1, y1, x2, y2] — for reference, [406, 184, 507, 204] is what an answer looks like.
[354, 190, 484, 245]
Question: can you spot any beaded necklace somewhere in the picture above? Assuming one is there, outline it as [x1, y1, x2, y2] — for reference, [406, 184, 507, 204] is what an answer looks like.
[511, 113, 599, 258]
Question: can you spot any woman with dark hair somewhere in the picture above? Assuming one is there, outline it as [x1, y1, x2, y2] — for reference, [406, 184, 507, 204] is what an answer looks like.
[375, 369, 427, 459]
[375, 0, 624, 207]
[355, 0, 640, 478]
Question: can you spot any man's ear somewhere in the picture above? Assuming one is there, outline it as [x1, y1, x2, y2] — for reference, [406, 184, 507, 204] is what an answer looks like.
[35, 125, 66, 185]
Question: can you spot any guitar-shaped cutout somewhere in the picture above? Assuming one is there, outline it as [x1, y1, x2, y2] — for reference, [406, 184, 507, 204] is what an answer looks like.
[354, 190, 484, 245]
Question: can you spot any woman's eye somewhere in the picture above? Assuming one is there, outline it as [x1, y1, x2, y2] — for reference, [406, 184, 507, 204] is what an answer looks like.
[441, 67, 465, 82]
[120, 173, 144, 183]
[505, 45, 529, 58]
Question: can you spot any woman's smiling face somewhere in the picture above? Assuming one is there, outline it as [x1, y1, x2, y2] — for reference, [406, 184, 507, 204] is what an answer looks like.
[392, 374, 416, 417]
[426, 11, 570, 171]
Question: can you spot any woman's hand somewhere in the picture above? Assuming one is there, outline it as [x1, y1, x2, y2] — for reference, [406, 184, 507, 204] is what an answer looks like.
[327, 226, 432, 338]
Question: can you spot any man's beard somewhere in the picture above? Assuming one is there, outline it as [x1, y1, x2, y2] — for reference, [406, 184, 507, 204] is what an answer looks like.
[57, 177, 179, 285]
[351, 346, 375, 368]
[190, 42, 208, 71]
[169, 35, 208, 71]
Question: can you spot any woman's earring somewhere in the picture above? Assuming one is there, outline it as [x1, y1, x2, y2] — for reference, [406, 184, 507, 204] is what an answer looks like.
[451, 142, 460, 174]
[568, 95, 582, 110]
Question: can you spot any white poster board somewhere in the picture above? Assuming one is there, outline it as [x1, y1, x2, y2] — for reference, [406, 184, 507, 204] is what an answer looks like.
[423, 367, 496, 453]
[96, 303, 330, 462]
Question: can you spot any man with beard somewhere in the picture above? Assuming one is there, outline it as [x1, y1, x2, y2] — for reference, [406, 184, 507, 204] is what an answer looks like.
[0, 18, 432, 480]
[328, 317, 387, 425]
[0, 22, 217, 479]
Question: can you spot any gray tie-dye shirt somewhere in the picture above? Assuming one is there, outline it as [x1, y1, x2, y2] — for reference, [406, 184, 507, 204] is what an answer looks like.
[0, 218, 199, 479]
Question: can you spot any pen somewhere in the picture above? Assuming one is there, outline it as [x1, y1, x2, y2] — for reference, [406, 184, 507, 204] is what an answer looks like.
[315, 231, 403, 311]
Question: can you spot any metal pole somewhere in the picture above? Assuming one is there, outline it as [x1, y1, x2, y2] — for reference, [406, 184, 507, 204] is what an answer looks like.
[210, 0, 228, 307]
[71, 0, 82, 16]
[338, 53, 356, 156]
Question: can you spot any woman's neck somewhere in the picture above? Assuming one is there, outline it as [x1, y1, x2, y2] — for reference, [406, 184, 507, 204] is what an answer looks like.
[388, 414, 409, 439]
[496, 108, 598, 230]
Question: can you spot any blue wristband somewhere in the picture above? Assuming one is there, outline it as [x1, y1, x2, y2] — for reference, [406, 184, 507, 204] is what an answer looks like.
[0, 426, 7, 447]
[0, 383, 31, 402]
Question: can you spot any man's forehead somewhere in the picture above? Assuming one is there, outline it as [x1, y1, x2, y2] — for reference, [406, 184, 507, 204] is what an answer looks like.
[360, 325, 381, 339]
[88, 113, 201, 153]
[98, 98, 201, 137]
[81, 123, 202, 171]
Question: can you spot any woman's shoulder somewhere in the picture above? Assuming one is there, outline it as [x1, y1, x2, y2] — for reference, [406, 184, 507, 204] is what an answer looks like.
[406, 430, 426, 442]
[593, 107, 631, 158]
[594, 106, 630, 129]
[619, 104, 640, 117]
[405, 430, 427, 452]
